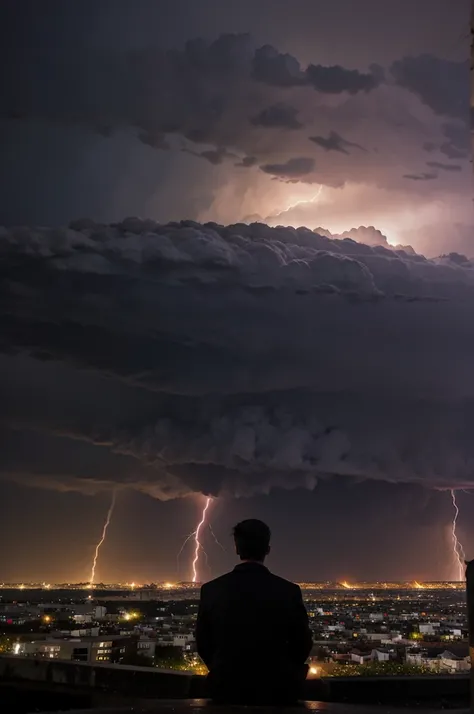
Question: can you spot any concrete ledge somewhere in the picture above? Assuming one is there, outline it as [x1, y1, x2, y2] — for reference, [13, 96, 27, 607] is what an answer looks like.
[0, 656, 198, 699]
[306, 673, 469, 706]
[0, 656, 470, 707]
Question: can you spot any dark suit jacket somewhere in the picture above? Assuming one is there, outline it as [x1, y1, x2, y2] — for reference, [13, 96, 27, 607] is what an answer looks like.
[195, 562, 313, 704]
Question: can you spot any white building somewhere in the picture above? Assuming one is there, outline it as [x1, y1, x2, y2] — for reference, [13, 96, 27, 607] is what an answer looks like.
[372, 648, 393, 662]
[406, 648, 470, 673]
[173, 633, 195, 649]
[419, 623, 440, 635]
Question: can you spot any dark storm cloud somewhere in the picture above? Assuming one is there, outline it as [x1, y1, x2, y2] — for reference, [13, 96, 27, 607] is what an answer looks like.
[1, 33, 377, 149]
[391, 55, 470, 121]
[440, 143, 468, 159]
[186, 146, 236, 165]
[403, 171, 438, 181]
[1, 22, 470, 207]
[309, 131, 367, 155]
[260, 157, 315, 179]
[235, 156, 257, 168]
[305, 63, 382, 94]
[250, 103, 302, 130]
[324, 225, 412, 252]
[440, 122, 471, 158]
[252, 44, 381, 93]
[426, 161, 462, 172]
[1, 220, 474, 498]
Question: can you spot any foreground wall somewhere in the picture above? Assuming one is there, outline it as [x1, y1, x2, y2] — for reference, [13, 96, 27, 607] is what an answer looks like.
[467, 560, 474, 712]
[0, 656, 198, 699]
[0, 655, 469, 708]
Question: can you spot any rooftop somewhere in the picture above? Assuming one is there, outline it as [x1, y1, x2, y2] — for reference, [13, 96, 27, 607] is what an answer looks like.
[41, 702, 472, 714]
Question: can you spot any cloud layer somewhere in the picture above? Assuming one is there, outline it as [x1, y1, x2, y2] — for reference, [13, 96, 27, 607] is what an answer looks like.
[1, 33, 470, 193]
[1, 219, 474, 498]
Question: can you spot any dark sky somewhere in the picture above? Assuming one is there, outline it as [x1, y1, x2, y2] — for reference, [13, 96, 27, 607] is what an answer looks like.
[0, 0, 473, 583]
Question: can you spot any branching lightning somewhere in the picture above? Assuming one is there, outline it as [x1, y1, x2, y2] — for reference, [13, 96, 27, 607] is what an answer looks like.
[209, 523, 226, 552]
[192, 497, 212, 583]
[283, 184, 323, 213]
[176, 498, 224, 582]
[450, 489, 466, 581]
[89, 490, 116, 587]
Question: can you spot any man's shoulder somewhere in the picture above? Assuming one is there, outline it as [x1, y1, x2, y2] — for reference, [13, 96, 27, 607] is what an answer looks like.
[201, 568, 300, 596]
[201, 571, 234, 593]
[267, 571, 301, 594]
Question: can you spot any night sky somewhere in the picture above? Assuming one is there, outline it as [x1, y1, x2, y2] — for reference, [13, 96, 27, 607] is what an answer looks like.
[0, 0, 473, 584]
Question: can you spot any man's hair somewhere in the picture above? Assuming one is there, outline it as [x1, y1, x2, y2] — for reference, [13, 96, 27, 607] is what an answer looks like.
[233, 519, 271, 561]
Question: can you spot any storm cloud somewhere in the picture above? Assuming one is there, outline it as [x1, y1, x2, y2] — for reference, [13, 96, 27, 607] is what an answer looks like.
[309, 131, 367, 154]
[260, 157, 316, 179]
[391, 55, 470, 121]
[426, 160, 462, 172]
[250, 103, 303, 130]
[1, 28, 470, 205]
[1, 219, 474, 499]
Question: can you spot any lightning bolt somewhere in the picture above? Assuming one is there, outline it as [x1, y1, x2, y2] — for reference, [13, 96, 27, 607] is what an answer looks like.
[176, 530, 198, 577]
[281, 184, 323, 214]
[209, 523, 226, 552]
[450, 489, 466, 581]
[192, 497, 212, 583]
[89, 490, 116, 587]
[177, 509, 223, 579]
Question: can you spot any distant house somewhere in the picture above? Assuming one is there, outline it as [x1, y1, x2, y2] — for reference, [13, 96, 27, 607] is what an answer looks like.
[350, 648, 372, 664]
[372, 647, 394, 662]
[406, 646, 470, 672]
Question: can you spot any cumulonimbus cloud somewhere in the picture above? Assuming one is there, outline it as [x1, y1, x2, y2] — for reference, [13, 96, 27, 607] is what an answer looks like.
[1, 32, 469, 196]
[1, 219, 474, 498]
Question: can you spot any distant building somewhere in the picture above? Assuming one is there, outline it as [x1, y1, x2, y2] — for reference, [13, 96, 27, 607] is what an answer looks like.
[15, 634, 138, 664]
[350, 649, 372, 664]
[406, 647, 470, 672]
[372, 647, 394, 662]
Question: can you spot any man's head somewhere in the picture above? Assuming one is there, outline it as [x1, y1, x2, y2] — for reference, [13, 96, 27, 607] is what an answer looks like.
[233, 519, 271, 562]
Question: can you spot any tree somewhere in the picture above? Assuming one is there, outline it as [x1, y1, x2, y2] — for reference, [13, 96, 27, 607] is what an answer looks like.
[154, 646, 187, 670]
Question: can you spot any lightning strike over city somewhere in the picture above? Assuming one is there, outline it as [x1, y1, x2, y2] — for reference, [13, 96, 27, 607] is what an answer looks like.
[88, 491, 117, 587]
[2, 2, 474, 703]
[192, 497, 212, 583]
[450, 490, 466, 582]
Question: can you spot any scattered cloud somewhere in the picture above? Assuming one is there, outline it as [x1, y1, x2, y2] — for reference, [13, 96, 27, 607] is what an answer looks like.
[403, 171, 438, 181]
[250, 102, 302, 130]
[252, 44, 380, 93]
[235, 155, 258, 168]
[391, 55, 470, 121]
[186, 146, 236, 165]
[1, 32, 470, 227]
[426, 160, 462, 172]
[260, 157, 315, 179]
[309, 131, 367, 154]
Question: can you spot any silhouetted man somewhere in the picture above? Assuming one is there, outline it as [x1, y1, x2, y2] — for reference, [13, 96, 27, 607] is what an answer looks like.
[196, 519, 312, 705]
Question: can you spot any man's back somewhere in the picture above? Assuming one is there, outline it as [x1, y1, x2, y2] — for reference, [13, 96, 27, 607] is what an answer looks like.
[196, 562, 312, 704]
